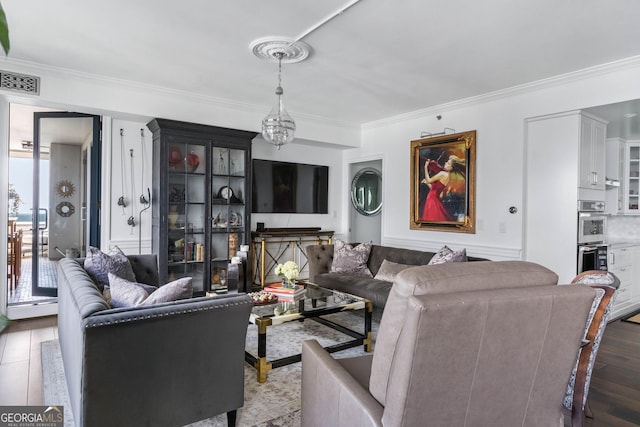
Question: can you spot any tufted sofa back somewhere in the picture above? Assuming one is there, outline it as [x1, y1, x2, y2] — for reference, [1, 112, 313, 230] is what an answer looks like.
[306, 244, 488, 280]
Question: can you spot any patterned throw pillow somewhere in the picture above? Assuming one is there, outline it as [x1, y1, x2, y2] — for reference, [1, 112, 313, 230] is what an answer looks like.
[427, 245, 467, 265]
[108, 273, 192, 308]
[84, 246, 136, 291]
[330, 240, 373, 277]
[374, 259, 414, 282]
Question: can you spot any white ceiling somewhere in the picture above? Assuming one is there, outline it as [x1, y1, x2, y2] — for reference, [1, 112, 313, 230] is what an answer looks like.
[4, 0, 640, 127]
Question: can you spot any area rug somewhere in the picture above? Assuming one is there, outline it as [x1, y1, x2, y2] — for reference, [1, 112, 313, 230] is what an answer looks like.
[622, 310, 640, 324]
[42, 311, 378, 427]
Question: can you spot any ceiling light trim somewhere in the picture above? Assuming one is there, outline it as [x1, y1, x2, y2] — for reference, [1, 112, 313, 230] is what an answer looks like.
[250, 37, 311, 63]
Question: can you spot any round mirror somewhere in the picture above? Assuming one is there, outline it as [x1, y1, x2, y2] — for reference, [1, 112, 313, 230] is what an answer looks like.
[56, 180, 75, 198]
[351, 167, 382, 216]
[56, 201, 75, 217]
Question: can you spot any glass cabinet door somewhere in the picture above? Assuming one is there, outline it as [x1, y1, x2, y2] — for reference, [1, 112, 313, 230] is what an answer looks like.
[626, 144, 640, 213]
[209, 147, 246, 292]
[166, 142, 207, 292]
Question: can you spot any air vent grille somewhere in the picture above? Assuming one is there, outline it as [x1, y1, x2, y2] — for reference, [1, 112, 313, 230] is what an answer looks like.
[0, 70, 40, 95]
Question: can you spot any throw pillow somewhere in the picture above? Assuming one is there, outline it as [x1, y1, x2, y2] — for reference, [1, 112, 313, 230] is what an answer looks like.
[331, 240, 373, 277]
[374, 259, 414, 282]
[108, 273, 155, 308]
[108, 273, 192, 308]
[142, 277, 192, 306]
[84, 246, 136, 291]
[427, 245, 467, 265]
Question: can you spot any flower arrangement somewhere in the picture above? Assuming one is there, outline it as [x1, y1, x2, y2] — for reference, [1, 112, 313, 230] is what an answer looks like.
[275, 261, 299, 286]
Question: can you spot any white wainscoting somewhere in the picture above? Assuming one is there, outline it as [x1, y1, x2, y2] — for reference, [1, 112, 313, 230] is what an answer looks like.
[381, 237, 522, 261]
[107, 239, 152, 256]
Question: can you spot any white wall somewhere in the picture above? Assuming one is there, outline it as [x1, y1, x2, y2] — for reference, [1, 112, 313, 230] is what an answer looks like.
[354, 58, 640, 266]
[102, 119, 153, 254]
[0, 97, 9, 315]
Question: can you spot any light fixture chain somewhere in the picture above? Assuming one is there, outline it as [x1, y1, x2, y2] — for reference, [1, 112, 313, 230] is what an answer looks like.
[277, 52, 283, 90]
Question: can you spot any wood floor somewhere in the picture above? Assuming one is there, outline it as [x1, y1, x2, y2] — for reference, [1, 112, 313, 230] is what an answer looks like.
[580, 317, 640, 426]
[0, 315, 638, 425]
[0, 315, 57, 406]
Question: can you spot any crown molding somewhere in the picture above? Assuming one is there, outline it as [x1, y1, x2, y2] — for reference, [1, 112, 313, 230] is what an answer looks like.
[362, 55, 640, 131]
[0, 57, 357, 131]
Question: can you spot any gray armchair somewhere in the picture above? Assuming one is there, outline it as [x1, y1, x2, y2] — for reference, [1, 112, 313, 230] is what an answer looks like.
[301, 261, 596, 427]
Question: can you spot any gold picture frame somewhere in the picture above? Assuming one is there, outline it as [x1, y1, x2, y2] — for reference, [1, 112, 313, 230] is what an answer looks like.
[410, 130, 476, 233]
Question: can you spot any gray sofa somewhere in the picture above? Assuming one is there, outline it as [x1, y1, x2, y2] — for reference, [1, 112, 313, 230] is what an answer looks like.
[306, 244, 488, 319]
[57, 255, 253, 427]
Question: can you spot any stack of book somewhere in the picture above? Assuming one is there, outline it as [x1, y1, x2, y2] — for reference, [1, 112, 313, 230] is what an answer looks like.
[263, 282, 306, 301]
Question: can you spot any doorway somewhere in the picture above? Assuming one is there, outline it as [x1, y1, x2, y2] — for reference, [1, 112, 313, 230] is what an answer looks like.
[7, 104, 101, 306]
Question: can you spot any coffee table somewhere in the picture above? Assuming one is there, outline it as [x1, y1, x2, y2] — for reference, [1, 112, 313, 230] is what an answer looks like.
[245, 282, 373, 383]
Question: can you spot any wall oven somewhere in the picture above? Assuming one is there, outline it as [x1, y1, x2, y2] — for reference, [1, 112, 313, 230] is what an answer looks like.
[577, 200, 607, 274]
[577, 243, 608, 273]
[577, 200, 606, 245]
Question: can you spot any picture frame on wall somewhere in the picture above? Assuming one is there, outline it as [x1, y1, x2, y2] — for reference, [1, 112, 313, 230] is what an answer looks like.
[410, 130, 476, 233]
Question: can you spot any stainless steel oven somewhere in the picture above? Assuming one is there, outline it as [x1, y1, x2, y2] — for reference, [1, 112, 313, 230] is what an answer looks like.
[577, 243, 608, 273]
[577, 200, 606, 244]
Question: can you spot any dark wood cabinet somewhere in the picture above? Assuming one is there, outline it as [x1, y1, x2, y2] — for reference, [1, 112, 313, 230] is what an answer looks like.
[147, 119, 255, 294]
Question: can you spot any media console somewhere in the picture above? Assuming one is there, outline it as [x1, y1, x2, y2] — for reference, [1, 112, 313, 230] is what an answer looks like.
[251, 229, 334, 288]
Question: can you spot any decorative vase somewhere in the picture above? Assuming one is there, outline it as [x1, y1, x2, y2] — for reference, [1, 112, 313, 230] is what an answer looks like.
[186, 151, 200, 173]
[281, 278, 296, 288]
[168, 146, 184, 171]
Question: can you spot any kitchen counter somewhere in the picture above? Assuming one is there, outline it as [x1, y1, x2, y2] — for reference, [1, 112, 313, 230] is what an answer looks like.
[607, 241, 640, 249]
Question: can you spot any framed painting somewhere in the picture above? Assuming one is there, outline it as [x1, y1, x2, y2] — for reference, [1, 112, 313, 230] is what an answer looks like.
[410, 130, 476, 233]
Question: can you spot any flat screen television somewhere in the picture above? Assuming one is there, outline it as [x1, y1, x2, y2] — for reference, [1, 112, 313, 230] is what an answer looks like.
[252, 159, 329, 214]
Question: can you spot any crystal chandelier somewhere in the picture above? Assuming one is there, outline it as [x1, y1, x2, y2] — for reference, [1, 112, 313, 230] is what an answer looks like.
[261, 52, 295, 149]
[251, 37, 310, 150]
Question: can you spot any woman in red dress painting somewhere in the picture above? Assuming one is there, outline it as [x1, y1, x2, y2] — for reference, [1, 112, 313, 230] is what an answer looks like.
[421, 155, 465, 221]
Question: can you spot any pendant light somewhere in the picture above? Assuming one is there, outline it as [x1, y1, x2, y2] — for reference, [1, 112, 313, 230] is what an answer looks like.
[261, 52, 295, 149]
[251, 37, 310, 150]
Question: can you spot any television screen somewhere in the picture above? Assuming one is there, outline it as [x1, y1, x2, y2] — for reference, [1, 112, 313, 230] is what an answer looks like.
[252, 159, 329, 214]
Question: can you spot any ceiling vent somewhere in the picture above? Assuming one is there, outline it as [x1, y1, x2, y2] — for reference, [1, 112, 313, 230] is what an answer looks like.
[0, 70, 40, 95]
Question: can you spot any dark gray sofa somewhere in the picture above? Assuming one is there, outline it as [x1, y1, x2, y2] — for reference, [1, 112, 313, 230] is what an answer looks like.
[57, 254, 252, 427]
[306, 244, 488, 320]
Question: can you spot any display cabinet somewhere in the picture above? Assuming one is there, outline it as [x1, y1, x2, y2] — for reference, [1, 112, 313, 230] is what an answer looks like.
[622, 141, 640, 213]
[147, 119, 256, 295]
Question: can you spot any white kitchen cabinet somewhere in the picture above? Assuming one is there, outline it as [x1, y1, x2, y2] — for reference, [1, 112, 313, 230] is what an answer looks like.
[622, 141, 640, 214]
[608, 245, 640, 319]
[578, 113, 608, 192]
